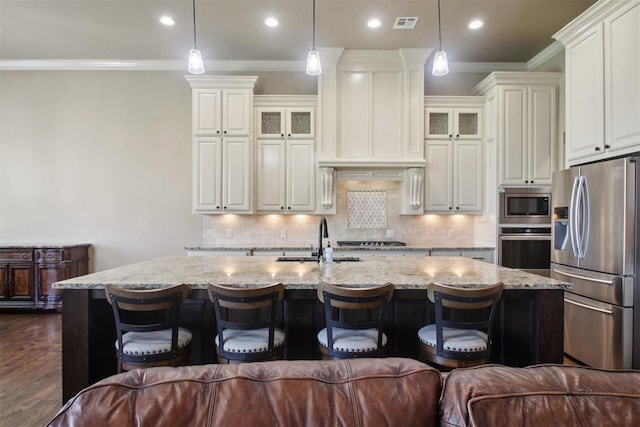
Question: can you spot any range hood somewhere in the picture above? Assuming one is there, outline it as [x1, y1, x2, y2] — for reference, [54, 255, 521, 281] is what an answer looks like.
[316, 48, 431, 169]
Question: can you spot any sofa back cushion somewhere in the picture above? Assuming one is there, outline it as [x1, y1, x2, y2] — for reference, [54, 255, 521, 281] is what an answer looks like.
[48, 358, 441, 427]
[439, 364, 640, 426]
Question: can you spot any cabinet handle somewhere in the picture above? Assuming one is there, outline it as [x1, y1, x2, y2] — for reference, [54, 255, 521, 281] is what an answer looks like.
[604, 144, 611, 149]
[594, 146, 601, 151]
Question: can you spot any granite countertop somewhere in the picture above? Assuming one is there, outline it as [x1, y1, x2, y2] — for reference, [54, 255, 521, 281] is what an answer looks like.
[54, 255, 568, 291]
[185, 245, 495, 252]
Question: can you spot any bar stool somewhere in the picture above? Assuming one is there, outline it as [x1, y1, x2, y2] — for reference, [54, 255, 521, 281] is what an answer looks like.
[207, 282, 285, 364]
[316, 282, 394, 359]
[418, 282, 503, 369]
[105, 284, 192, 373]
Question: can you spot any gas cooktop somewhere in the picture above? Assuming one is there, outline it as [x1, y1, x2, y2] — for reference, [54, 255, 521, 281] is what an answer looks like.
[336, 241, 407, 247]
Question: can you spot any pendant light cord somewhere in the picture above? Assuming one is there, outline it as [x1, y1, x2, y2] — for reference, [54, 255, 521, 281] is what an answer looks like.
[192, 0, 198, 49]
[437, 0, 443, 51]
[312, 0, 317, 49]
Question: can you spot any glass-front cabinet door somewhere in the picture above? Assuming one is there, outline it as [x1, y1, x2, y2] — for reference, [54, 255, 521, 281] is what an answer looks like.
[257, 108, 285, 138]
[287, 108, 315, 139]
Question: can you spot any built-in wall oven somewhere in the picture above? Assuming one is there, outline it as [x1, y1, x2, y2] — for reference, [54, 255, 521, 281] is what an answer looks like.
[498, 187, 552, 277]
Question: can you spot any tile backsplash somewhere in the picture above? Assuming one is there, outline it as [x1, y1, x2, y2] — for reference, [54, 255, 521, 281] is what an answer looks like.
[202, 181, 475, 247]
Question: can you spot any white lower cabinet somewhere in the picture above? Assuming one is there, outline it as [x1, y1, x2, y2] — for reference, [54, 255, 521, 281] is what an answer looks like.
[256, 139, 315, 212]
[425, 140, 482, 213]
[430, 249, 495, 263]
[193, 137, 252, 213]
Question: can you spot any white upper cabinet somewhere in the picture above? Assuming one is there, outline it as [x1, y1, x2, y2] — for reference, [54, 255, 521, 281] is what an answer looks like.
[186, 76, 258, 214]
[256, 107, 315, 139]
[554, 0, 640, 165]
[424, 97, 484, 213]
[254, 96, 317, 213]
[473, 73, 560, 187]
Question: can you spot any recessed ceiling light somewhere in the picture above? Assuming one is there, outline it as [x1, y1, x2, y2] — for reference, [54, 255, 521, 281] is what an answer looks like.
[159, 16, 175, 26]
[265, 17, 279, 27]
[367, 18, 381, 29]
[468, 19, 484, 30]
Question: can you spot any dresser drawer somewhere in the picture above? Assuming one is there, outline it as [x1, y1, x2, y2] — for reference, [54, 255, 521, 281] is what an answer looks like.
[35, 249, 65, 262]
[0, 249, 33, 262]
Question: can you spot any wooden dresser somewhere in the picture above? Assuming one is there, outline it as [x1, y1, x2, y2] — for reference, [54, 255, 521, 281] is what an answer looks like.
[0, 244, 90, 310]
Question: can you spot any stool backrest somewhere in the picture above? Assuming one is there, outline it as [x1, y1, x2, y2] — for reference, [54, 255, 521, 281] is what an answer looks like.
[104, 284, 190, 367]
[317, 282, 394, 358]
[207, 282, 284, 361]
[429, 282, 503, 362]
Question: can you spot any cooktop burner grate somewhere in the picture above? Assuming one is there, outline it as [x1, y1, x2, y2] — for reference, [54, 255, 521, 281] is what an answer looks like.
[336, 241, 407, 247]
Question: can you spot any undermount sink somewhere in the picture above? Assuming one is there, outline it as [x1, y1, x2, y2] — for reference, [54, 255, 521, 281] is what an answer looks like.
[275, 256, 362, 263]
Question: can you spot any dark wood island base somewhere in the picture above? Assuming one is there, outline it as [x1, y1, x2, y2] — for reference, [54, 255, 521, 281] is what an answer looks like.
[61, 286, 564, 403]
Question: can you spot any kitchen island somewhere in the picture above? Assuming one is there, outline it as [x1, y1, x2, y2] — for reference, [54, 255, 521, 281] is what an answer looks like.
[54, 255, 569, 402]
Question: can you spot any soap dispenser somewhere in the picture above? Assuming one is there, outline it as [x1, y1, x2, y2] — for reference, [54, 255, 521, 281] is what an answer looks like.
[324, 241, 333, 262]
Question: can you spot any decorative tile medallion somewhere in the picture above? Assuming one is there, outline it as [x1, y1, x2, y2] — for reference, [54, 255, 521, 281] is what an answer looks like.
[347, 190, 387, 229]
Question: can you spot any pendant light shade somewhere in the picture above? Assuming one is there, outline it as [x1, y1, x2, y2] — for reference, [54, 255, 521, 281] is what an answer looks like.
[306, 0, 322, 75]
[188, 0, 205, 74]
[432, 51, 449, 76]
[432, 0, 449, 77]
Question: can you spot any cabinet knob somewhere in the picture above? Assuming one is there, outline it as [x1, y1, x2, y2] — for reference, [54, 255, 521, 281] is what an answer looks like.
[216, 130, 220, 134]
[455, 207, 459, 210]
[595, 146, 601, 151]
[449, 134, 453, 138]
[287, 207, 291, 210]
[604, 144, 611, 149]
[449, 207, 452, 210]
[280, 206, 284, 210]
[456, 134, 460, 138]
[281, 134, 284, 137]
[525, 180, 529, 184]
[288, 134, 291, 137]
[223, 130, 227, 135]
[531, 180, 534, 184]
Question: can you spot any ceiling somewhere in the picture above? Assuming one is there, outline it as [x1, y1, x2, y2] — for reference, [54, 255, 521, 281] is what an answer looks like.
[0, 0, 597, 69]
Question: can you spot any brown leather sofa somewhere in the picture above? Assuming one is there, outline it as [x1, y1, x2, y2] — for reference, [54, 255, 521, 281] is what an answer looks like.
[48, 358, 640, 426]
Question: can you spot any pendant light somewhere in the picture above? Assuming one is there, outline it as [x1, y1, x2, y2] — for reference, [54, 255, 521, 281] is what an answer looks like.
[432, 0, 449, 76]
[188, 0, 205, 74]
[306, 0, 322, 75]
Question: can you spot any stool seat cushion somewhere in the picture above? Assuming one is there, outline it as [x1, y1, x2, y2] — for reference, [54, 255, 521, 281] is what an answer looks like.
[215, 328, 285, 353]
[317, 327, 387, 353]
[418, 324, 487, 352]
[116, 327, 193, 355]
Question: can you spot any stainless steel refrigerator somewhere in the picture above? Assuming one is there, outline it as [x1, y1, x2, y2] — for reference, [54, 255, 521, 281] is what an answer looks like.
[551, 156, 639, 369]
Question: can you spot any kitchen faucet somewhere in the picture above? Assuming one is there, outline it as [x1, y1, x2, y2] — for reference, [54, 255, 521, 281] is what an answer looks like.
[317, 216, 329, 263]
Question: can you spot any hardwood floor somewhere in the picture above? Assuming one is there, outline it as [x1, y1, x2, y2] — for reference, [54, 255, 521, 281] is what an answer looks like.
[0, 312, 62, 426]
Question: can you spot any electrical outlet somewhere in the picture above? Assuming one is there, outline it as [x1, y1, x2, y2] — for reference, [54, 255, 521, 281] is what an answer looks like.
[385, 229, 395, 238]
[281, 229, 287, 239]
[447, 229, 453, 240]
[226, 229, 233, 238]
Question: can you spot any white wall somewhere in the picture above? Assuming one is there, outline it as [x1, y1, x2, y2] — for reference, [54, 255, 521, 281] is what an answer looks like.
[0, 71, 202, 271]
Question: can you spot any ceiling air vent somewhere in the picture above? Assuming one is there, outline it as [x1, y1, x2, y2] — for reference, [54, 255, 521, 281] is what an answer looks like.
[393, 17, 419, 30]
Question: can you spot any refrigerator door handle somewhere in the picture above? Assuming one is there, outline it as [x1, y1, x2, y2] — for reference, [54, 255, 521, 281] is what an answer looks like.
[564, 297, 613, 315]
[569, 176, 580, 258]
[580, 175, 590, 259]
[551, 268, 615, 285]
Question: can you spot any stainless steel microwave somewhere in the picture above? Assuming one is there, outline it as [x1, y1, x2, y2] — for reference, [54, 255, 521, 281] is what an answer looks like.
[498, 187, 552, 225]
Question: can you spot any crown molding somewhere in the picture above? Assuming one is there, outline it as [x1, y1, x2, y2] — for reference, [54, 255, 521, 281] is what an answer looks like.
[0, 59, 306, 72]
[447, 62, 528, 74]
[526, 41, 564, 71]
